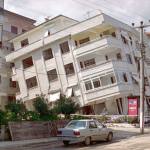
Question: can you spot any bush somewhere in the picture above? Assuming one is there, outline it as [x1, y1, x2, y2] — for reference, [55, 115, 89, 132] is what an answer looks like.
[5, 102, 26, 122]
[0, 110, 6, 125]
[23, 111, 40, 121]
[71, 115, 88, 120]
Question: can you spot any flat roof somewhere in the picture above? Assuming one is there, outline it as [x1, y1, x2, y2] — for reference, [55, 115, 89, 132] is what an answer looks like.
[9, 15, 78, 42]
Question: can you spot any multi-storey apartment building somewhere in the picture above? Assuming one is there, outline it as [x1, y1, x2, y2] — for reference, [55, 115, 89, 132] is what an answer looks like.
[0, 1, 35, 110]
[6, 13, 150, 115]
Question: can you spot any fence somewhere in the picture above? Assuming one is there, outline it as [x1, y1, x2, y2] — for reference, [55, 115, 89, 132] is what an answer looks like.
[8, 120, 69, 141]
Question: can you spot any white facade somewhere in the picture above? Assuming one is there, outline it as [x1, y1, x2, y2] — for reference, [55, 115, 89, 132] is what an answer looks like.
[0, 1, 35, 110]
[6, 13, 150, 115]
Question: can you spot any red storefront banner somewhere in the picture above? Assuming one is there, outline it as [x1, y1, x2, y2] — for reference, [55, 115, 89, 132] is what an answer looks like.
[128, 98, 138, 116]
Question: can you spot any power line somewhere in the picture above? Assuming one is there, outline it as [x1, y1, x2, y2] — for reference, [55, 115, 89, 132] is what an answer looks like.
[102, 0, 150, 21]
[71, 0, 134, 24]
[72, 0, 148, 24]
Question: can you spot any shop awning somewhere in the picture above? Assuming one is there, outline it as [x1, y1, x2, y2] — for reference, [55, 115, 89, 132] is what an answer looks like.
[49, 92, 60, 103]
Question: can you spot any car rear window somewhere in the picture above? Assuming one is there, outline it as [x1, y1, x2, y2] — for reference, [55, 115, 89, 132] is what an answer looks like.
[66, 121, 86, 129]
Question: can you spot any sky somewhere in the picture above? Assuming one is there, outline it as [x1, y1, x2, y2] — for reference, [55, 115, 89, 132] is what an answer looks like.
[4, 0, 150, 26]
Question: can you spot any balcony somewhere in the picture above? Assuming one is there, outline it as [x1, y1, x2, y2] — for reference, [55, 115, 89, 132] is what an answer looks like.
[74, 36, 121, 58]
[79, 60, 132, 79]
[6, 39, 43, 62]
[84, 82, 135, 103]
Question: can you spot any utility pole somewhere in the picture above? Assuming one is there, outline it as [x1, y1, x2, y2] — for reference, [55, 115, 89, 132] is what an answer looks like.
[132, 21, 150, 134]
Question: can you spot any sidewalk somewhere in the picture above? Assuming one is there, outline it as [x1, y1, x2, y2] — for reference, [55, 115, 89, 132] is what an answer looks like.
[0, 137, 57, 148]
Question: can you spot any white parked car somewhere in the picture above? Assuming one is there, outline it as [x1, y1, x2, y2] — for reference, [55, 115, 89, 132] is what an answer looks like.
[57, 119, 113, 146]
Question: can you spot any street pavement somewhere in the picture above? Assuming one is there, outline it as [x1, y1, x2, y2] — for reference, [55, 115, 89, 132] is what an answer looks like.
[1, 127, 150, 150]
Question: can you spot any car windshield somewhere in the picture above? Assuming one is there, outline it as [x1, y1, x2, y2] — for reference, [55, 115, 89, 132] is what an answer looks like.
[66, 121, 86, 129]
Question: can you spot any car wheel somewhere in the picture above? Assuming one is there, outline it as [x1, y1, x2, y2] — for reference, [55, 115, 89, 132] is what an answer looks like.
[63, 141, 69, 146]
[84, 137, 91, 146]
[107, 132, 113, 142]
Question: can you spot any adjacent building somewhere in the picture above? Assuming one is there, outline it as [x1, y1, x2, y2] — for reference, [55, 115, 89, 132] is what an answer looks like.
[0, 1, 35, 109]
[6, 13, 150, 115]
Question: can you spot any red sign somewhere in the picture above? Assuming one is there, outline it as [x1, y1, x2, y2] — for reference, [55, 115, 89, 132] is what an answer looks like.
[128, 98, 138, 116]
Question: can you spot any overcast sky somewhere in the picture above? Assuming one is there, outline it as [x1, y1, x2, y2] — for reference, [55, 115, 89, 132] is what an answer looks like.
[4, 0, 150, 26]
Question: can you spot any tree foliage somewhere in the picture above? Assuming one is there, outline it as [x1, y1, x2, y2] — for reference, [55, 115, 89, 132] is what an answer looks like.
[53, 95, 79, 118]
[33, 95, 49, 116]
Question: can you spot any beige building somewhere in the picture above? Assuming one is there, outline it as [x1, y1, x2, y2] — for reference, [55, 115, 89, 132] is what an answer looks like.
[6, 12, 150, 115]
[0, 1, 35, 110]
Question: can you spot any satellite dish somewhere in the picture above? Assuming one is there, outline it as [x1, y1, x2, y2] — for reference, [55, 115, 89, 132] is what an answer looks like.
[44, 30, 51, 37]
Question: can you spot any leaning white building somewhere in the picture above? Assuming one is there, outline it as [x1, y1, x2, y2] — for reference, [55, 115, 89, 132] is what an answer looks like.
[6, 13, 150, 115]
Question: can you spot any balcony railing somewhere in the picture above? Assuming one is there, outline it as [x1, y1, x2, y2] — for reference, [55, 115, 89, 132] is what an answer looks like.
[79, 60, 127, 78]
[74, 36, 121, 57]
[75, 35, 117, 49]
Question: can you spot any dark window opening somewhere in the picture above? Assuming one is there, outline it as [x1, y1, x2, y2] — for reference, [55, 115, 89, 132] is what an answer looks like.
[43, 48, 53, 60]
[123, 73, 128, 82]
[85, 81, 93, 91]
[22, 56, 33, 69]
[26, 76, 38, 89]
[11, 26, 18, 34]
[21, 39, 29, 47]
[47, 69, 58, 81]
[79, 37, 90, 45]
[60, 41, 70, 54]
[93, 79, 101, 88]
[64, 63, 75, 75]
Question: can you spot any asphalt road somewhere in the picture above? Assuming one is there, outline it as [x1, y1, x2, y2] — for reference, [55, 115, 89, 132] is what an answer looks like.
[1, 127, 150, 150]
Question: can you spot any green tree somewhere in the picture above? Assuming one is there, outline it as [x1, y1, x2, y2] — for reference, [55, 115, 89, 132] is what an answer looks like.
[33, 95, 49, 116]
[53, 95, 79, 119]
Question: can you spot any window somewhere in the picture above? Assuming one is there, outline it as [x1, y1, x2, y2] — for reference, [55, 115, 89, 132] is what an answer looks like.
[79, 37, 90, 45]
[75, 40, 78, 47]
[22, 56, 33, 69]
[121, 35, 128, 44]
[11, 25, 18, 34]
[26, 76, 38, 89]
[60, 41, 70, 54]
[85, 81, 93, 91]
[89, 121, 97, 128]
[22, 29, 26, 33]
[9, 78, 16, 88]
[126, 54, 133, 64]
[116, 98, 123, 114]
[84, 58, 95, 68]
[111, 76, 116, 84]
[47, 69, 58, 81]
[80, 62, 84, 69]
[123, 73, 128, 82]
[105, 55, 109, 61]
[93, 79, 101, 88]
[145, 77, 149, 86]
[64, 63, 75, 75]
[21, 39, 29, 47]
[8, 96, 16, 103]
[129, 36, 133, 45]
[116, 53, 122, 60]
[43, 48, 53, 60]
[0, 41, 2, 48]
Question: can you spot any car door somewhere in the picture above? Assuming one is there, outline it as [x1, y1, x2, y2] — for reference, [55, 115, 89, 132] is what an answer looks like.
[96, 121, 108, 140]
[88, 121, 99, 141]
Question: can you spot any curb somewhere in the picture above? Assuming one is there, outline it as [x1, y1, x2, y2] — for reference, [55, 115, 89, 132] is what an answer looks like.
[0, 137, 58, 148]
